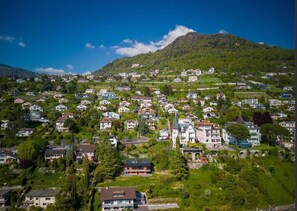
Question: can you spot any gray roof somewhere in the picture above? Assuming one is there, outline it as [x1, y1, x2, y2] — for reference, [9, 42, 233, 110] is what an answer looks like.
[0, 189, 11, 196]
[26, 189, 59, 197]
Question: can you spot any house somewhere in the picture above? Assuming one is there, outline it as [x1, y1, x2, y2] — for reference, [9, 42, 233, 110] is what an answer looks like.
[164, 103, 175, 111]
[124, 159, 151, 175]
[168, 108, 178, 114]
[100, 116, 112, 130]
[119, 101, 131, 107]
[216, 93, 226, 100]
[100, 100, 111, 105]
[195, 120, 221, 148]
[279, 121, 295, 142]
[173, 77, 182, 82]
[159, 130, 170, 140]
[76, 104, 88, 111]
[22, 102, 32, 109]
[279, 92, 293, 99]
[182, 104, 193, 111]
[58, 98, 69, 104]
[75, 93, 90, 99]
[222, 115, 260, 146]
[103, 112, 120, 120]
[44, 146, 67, 161]
[36, 98, 46, 103]
[100, 187, 136, 211]
[114, 86, 131, 91]
[55, 104, 68, 112]
[188, 75, 198, 82]
[99, 89, 108, 96]
[102, 92, 117, 100]
[131, 95, 152, 104]
[76, 144, 96, 161]
[125, 120, 138, 130]
[53, 93, 64, 99]
[187, 91, 197, 99]
[0, 189, 11, 207]
[85, 88, 95, 94]
[203, 106, 214, 113]
[283, 86, 293, 91]
[81, 100, 91, 105]
[268, 99, 282, 107]
[14, 98, 24, 104]
[203, 112, 220, 119]
[0, 120, 9, 130]
[29, 105, 43, 112]
[95, 105, 107, 111]
[109, 135, 118, 148]
[140, 102, 152, 109]
[138, 108, 156, 119]
[118, 106, 130, 113]
[23, 189, 59, 208]
[55, 113, 74, 132]
[0, 150, 19, 164]
[172, 114, 196, 148]
[16, 128, 35, 137]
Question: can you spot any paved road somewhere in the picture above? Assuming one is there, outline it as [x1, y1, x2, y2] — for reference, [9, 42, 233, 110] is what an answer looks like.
[148, 203, 179, 210]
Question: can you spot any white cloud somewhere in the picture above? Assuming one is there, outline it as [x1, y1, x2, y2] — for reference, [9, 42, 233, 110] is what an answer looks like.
[99, 44, 105, 49]
[66, 64, 73, 70]
[85, 43, 95, 48]
[218, 29, 229, 34]
[35, 67, 65, 75]
[258, 42, 264, 45]
[82, 71, 92, 76]
[0, 35, 15, 42]
[110, 45, 120, 49]
[18, 42, 26, 47]
[115, 25, 195, 57]
[123, 39, 133, 44]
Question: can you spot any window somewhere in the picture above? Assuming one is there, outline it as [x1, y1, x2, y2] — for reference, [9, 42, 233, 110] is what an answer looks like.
[45, 197, 51, 200]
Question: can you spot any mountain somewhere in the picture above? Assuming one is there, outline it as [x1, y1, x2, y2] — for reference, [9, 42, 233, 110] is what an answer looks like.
[0, 64, 37, 79]
[96, 32, 295, 74]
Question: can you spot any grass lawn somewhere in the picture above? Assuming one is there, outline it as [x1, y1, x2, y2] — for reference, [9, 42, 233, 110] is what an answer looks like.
[234, 91, 268, 98]
[28, 170, 65, 188]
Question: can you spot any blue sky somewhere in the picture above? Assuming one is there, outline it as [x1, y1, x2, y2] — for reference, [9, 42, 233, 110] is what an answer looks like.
[0, 0, 294, 74]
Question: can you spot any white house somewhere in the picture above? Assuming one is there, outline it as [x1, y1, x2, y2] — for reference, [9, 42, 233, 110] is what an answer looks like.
[103, 112, 120, 120]
[30, 105, 43, 112]
[222, 115, 260, 146]
[76, 104, 88, 111]
[94, 105, 107, 111]
[195, 120, 221, 148]
[125, 120, 138, 130]
[118, 106, 131, 113]
[203, 106, 214, 113]
[81, 100, 91, 105]
[119, 101, 131, 107]
[172, 114, 196, 148]
[23, 189, 59, 208]
[0, 150, 19, 164]
[187, 92, 197, 99]
[100, 116, 112, 130]
[55, 104, 68, 112]
[100, 100, 111, 105]
[188, 76, 198, 82]
[85, 88, 95, 94]
[168, 108, 178, 114]
[268, 99, 282, 107]
[279, 121, 295, 142]
[16, 128, 35, 137]
[76, 144, 96, 161]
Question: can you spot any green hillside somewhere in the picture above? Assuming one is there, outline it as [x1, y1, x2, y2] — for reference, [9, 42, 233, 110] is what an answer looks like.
[0, 63, 36, 79]
[97, 32, 294, 74]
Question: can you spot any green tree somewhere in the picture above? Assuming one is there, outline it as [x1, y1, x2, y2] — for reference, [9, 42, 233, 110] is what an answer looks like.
[17, 141, 36, 167]
[169, 151, 189, 180]
[226, 123, 250, 145]
[260, 123, 290, 146]
[95, 139, 122, 181]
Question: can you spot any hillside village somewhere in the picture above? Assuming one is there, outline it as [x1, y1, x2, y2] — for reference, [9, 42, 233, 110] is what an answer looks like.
[0, 66, 295, 210]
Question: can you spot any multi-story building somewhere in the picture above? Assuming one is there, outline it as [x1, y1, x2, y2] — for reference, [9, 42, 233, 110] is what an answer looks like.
[100, 187, 136, 211]
[172, 114, 196, 148]
[279, 121, 295, 142]
[222, 115, 260, 146]
[195, 120, 221, 148]
[23, 189, 59, 208]
[124, 159, 151, 175]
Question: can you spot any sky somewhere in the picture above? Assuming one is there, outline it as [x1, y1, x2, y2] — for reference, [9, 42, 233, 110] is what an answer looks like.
[0, 0, 294, 74]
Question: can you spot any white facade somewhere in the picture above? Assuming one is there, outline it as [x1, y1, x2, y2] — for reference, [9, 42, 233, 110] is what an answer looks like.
[196, 120, 221, 148]
[172, 117, 196, 148]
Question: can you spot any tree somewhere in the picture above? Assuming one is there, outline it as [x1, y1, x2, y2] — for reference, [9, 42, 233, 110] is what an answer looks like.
[226, 123, 250, 145]
[17, 141, 36, 167]
[169, 151, 189, 180]
[143, 86, 151, 96]
[260, 123, 290, 146]
[95, 139, 122, 181]
[139, 118, 149, 136]
[226, 106, 240, 121]
[252, 112, 262, 126]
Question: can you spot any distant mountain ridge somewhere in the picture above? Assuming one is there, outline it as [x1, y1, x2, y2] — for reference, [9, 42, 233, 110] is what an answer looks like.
[96, 32, 294, 74]
[0, 64, 37, 79]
